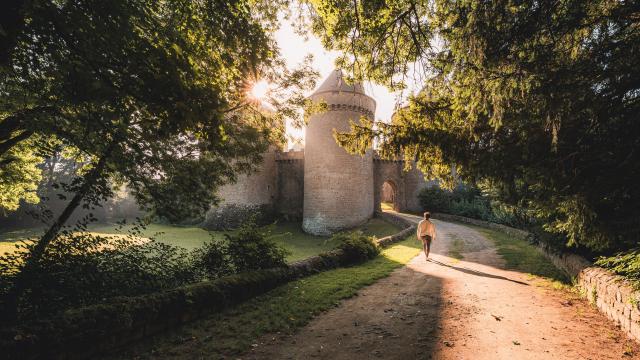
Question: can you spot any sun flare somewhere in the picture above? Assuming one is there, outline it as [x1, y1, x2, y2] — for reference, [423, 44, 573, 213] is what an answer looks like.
[250, 80, 270, 100]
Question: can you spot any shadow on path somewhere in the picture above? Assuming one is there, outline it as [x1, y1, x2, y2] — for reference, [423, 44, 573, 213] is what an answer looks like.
[427, 258, 529, 286]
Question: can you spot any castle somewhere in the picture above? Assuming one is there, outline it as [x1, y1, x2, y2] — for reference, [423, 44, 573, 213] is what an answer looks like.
[204, 70, 429, 235]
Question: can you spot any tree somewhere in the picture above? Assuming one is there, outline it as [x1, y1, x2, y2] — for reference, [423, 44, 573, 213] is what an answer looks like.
[0, 0, 316, 318]
[0, 138, 42, 212]
[304, 0, 640, 252]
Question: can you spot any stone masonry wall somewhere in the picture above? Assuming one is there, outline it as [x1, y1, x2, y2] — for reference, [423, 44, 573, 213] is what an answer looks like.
[276, 151, 304, 219]
[372, 158, 432, 213]
[303, 90, 376, 235]
[432, 212, 640, 342]
[373, 159, 406, 212]
[202, 149, 277, 229]
[404, 163, 430, 212]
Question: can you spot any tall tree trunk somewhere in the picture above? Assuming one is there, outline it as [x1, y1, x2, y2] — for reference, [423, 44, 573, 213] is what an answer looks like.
[2, 140, 117, 321]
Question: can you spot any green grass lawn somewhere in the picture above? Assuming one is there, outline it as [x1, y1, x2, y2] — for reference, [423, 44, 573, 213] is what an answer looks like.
[474, 226, 570, 284]
[0, 218, 399, 262]
[108, 235, 423, 359]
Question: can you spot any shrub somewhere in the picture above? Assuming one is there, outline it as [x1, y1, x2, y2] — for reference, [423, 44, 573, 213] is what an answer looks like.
[0, 214, 296, 324]
[0, 227, 197, 322]
[449, 198, 492, 220]
[225, 220, 289, 273]
[192, 239, 232, 280]
[595, 250, 640, 288]
[333, 231, 380, 263]
[418, 187, 451, 212]
[418, 184, 523, 228]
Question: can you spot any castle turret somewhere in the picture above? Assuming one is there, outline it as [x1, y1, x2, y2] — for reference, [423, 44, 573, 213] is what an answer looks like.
[302, 69, 376, 235]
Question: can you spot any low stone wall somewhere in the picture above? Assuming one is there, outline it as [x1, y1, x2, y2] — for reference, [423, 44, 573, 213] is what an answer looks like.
[432, 213, 640, 342]
[3, 215, 414, 359]
[374, 211, 416, 248]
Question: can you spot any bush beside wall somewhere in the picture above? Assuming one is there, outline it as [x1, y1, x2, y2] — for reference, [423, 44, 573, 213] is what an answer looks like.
[201, 204, 276, 230]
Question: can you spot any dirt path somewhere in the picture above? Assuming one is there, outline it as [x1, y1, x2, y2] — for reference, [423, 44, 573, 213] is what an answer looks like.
[247, 215, 639, 360]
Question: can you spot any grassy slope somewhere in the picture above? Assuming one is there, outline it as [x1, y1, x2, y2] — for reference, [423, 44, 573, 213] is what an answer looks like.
[474, 226, 570, 284]
[0, 218, 399, 262]
[110, 236, 423, 359]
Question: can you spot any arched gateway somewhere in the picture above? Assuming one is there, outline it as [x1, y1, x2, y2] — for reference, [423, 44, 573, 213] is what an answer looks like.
[204, 69, 432, 233]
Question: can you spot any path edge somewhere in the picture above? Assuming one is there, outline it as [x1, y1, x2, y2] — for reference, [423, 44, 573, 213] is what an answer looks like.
[432, 212, 640, 342]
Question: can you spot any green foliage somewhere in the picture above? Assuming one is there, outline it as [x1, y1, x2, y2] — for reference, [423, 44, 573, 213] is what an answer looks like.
[223, 219, 289, 273]
[0, 0, 318, 263]
[0, 267, 298, 360]
[0, 220, 198, 320]
[309, 0, 640, 252]
[192, 239, 232, 280]
[419, 185, 514, 225]
[595, 250, 640, 289]
[0, 215, 295, 322]
[0, 138, 42, 212]
[417, 187, 452, 212]
[0, 0, 319, 318]
[333, 231, 380, 263]
[449, 198, 492, 221]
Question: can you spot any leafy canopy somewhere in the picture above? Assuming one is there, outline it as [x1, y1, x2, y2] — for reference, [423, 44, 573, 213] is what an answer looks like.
[0, 0, 316, 220]
[304, 0, 640, 252]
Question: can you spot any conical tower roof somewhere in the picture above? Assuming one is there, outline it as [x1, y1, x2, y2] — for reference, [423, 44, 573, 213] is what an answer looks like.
[313, 69, 366, 95]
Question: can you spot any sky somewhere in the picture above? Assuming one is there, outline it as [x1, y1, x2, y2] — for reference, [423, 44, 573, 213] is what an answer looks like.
[275, 18, 405, 148]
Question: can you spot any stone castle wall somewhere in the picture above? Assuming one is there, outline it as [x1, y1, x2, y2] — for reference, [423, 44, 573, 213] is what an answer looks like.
[373, 159, 406, 212]
[275, 150, 304, 219]
[202, 149, 278, 229]
[203, 70, 431, 233]
[372, 158, 430, 213]
[205, 146, 429, 231]
[404, 163, 429, 212]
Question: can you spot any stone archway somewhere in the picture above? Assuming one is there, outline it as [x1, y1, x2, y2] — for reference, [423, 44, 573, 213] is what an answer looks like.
[373, 159, 406, 212]
[381, 180, 401, 211]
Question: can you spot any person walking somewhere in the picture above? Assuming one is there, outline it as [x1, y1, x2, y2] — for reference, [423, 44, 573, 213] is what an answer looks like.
[417, 212, 436, 260]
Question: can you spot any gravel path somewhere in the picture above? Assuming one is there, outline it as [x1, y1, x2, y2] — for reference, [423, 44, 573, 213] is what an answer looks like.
[247, 215, 640, 360]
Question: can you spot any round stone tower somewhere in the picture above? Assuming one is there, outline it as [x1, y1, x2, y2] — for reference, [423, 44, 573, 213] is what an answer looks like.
[302, 69, 376, 235]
